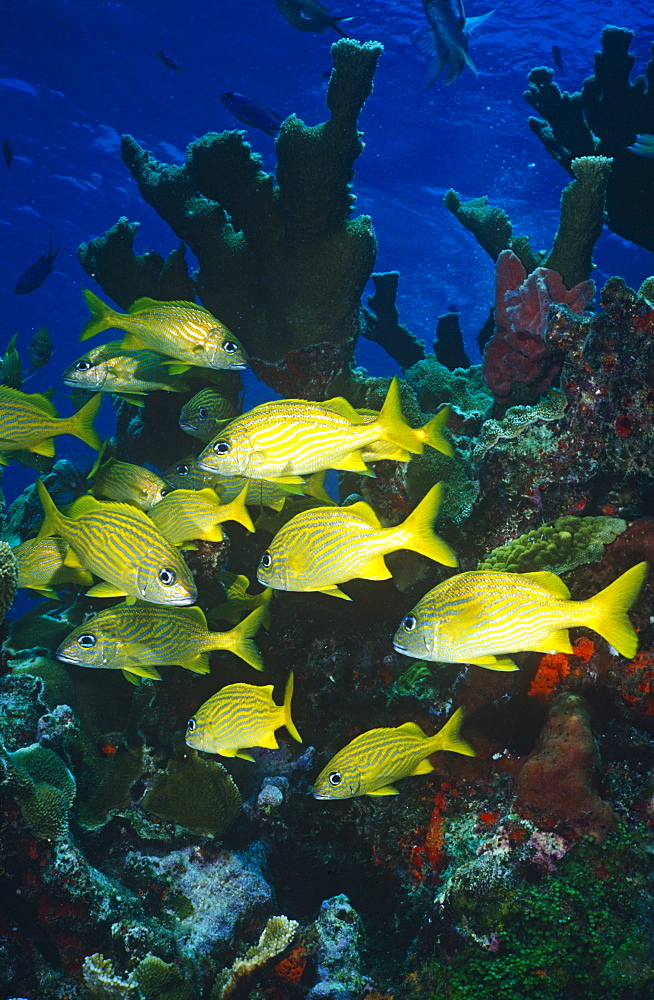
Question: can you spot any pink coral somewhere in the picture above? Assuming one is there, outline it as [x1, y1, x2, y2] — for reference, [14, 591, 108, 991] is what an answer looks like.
[483, 250, 595, 403]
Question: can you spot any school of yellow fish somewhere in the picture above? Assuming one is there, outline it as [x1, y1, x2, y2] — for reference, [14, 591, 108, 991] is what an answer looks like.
[4, 290, 649, 801]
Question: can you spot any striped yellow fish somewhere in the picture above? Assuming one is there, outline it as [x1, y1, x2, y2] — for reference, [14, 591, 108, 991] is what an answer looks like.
[185, 673, 301, 760]
[0, 387, 101, 464]
[14, 536, 93, 599]
[35, 480, 197, 606]
[257, 483, 457, 599]
[312, 706, 474, 799]
[63, 341, 190, 405]
[56, 602, 268, 681]
[196, 377, 423, 483]
[80, 290, 248, 371]
[163, 454, 305, 511]
[2, 333, 22, 389]
[356, 405, 453, 461]
[210, 573, 273, 627]
[90, 446, 171, 511]
[148, 486, 254, 546]
[179, 388, 240, 442]
[393, 563, 649, 671]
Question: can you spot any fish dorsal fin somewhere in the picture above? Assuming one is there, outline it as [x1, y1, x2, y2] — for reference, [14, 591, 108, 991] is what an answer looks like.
[174, 605, 208, 628]
[24, 391, 59, 416]
[397, 721, 427, 738]
[344, 501, 382, 528]
[128, 297, 206, 314]
[521, 571, 571, 599]
[67, 494, 110, 518]
[321, 396, 367, 423]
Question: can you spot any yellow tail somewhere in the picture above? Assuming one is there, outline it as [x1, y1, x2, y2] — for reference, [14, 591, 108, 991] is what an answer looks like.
[80, 290, 120, 341]
[35, 479, 65, 541]
[589, 561, 648, 658]
[429, 706, 475, 757]
[376, 377, 422, 455]
[67, 393, 102, 451]
[282, 672, 302, 743]
[417, 406, 454, 458]
[399, 483, 458, 567]
[213, 603, 266, 669]
[221, 484, 255, 533]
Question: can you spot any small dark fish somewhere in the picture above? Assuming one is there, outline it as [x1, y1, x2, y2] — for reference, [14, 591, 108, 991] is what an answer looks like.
[3, 139, 12, 170]
[551, 44, 563, 71]
[275, 0, 352, 36]
[15, 235, 61, 295]
[220, 93, 283, 137]
[413, 0, 494, 88]
[27, 326, 53, 371]
[157, 49, 186, 72]
[1, 334, 22, 389]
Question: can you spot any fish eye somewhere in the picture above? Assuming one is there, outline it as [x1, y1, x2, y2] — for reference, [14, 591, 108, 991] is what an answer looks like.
[175, 464, 189, 476]
[197, 407, 208, 418]
[260, 552, 272, 569]
[213, 440, 230, 455]
[223, 341, 239, 354]
[75, 360, 92, 372]
[328, 772, 342, 787]
[187, 718, 196, 733]
[159, 568, 176, 586]
[402, 614, 417, 632]
[77, 633, 96, 648]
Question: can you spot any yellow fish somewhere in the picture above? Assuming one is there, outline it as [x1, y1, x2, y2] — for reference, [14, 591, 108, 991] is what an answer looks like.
[179, 388, 240, 442]
[0, 387, 101, 464]
[356, 405, 453, 461]
[35, 480, 197, 606]
[196, 377, 424, 483]
[62, 341, 190, 405]
[90, 445, 171, 511]
[80, 290, 248, 371]
[312, 707, 474, 799]
[14, 536, 93, 599]
[163, 454, 306, 510]
[56, 602, 268, 682]
[148, 486, 254, 547]
[393, 563, 649, 671]
[257, 483, 456, 599]
[210, 572, 273, 627]
[185, 673, 301, 760]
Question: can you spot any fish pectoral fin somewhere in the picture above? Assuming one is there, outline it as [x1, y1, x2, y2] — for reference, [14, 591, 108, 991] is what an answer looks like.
[411, 24, 437, 56]
[86, 581, 129, 598]
[121, 670, 142, 685]
[115, 393, 146, 407]
[359, 555, 393, 581]
[163, 362, 192, 375]
[270, 475, 306, 486]
[366, 785, 400, 796]
[319, 586, 353, 601]
[410, 758, 434, 776]
[123, 662, 163, 680]
[332, 451, 374, 475]
[62, 546, 84, 568]
[234, 750, 256, 762]
[467, 655, 519, 672]
[521, 571, 571, 599]
[179, 654, 211, 675]
[29, 438, 56, 457]
[530, 629, 574, 654]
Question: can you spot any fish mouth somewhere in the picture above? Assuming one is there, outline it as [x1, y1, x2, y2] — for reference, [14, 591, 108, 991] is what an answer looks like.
[153, 593, 197, 606]
[312, 791, 332, 800]
[226, 362, 248, 371]
[55, 651, 84, 665]
[392, 639, 408, 653]
[178, 421, 195, 433]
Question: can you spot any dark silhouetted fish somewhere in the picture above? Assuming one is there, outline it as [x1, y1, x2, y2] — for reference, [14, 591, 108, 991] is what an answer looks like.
[27, 325, 53, 371]
[627, 134, 654, 158]
[551, 44, 563, 70]
[3, 140, 12, 170]
[275, 0, 352, 36]
[157, 49, 186, 71]
[15, 236, 61, 295]
[413, 0, 494, 88]
[220, 92, 283, 137]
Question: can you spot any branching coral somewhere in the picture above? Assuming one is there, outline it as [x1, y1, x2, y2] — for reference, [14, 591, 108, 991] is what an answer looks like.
[210, 915, 299, 1000]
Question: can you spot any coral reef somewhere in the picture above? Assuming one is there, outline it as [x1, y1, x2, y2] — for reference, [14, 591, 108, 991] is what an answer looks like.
[0, 540, 17, 625]
[210, 914, 298, 999]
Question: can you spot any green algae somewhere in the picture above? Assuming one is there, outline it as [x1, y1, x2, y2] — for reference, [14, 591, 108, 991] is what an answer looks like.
[477, 515, 627, 575]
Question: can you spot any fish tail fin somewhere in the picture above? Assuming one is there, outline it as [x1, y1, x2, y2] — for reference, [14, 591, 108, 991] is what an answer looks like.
[215, 604, 266, 670]
[400, 483, 458, 567]
[80, 290, 117, 341]
[589, 561, 648, 658]
[223, 484, 255, 532]
[429, 707, 475, 757]
[376, 377, 422, 455]
[418, 406, 454, 457]
[35, 478, 62, 541]
[68, 393, 102, 451]
[282, 672, 302, 743]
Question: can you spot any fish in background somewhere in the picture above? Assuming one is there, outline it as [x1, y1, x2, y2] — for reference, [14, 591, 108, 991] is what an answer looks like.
[89, 445, 171, 511]
[0, 387, 101, 464]
[179, 388, 240, 442]
[627, 134, 654, 158]
[1, 334, 22, 389]
[551, 44, 563, 71]
[3, 139, 12, 170]
[13, 536, 94, 599]
[62, 340, 191, 404]
[147, 485, 255, 547]
[412, 0, 494, 88]
[27, 326, 53, 372]
[156, 49, 187, 72]
[220, 92, 283, 138]
[15, 235, 61, 294]
[275, 0, 352, 36]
